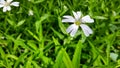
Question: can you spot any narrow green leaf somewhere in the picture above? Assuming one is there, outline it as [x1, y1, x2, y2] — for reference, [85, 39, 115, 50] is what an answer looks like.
[72, 40, 83, 68]
[62, 48, 73, 68]
[16, 34, 22, 40]
[5, 35, 15, 41]
[51, 27, 64, 39]
[58, 17, 67, 34]
[88, 40, 98, 54]
[35, 14, 49, 33]
[41, 56, 50, 64]
[7, 55, 18, 60]
[7, 19, 15, 26]
[53, 48, 64, 68]
[35, 20, 41, 34]
[16, 19, 26, 27]
[27, 30, 40, 42]
[27, 40, 37, 51]
[14, 52, 28, 68]
[105, 33, 116, 65]
[94, 16, 108, 19]
[26, 56, 33, 68]
[0, 47, 6, 59]
[32, 61, 41, 68]
[52, 36, 60, 45]
[33, 0, 44, 4]
[88, 40, 101, 66]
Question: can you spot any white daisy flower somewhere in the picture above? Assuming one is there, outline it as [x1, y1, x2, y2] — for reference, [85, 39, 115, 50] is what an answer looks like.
[62, 11, 94, 37]
[0, 0, 19, 12]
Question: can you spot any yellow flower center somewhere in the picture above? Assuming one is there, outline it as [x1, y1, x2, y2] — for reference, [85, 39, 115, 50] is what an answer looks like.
[4, 2, 10, 6]
[74, 21, 80, 25]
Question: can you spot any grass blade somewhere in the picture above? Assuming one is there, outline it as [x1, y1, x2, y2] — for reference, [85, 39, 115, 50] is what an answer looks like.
[62, 48, 73, 68]
[72, 40, 83, 68]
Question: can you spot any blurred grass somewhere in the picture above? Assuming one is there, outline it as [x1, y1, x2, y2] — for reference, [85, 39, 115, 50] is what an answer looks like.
[0, 0, 120, 68]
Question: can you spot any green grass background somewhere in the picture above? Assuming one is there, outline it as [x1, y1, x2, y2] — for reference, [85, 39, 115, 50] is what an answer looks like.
[0, 0, 120, 68]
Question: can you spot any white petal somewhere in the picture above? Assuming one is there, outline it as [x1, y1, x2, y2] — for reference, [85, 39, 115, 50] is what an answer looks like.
[80, 24, 93, 37]
[81, 15, 94, 23]
[10, 2, 19, 7]
[66, 24, 75, 33]
[63, 15, 74, 19]
[0, 4, 4, 8]
[3, 7, 7, 12]
[62, 19, 75, 23]
[0, 0, 5, 3]
[66, 24, 78, 37]
[7, 0, 12, 3]
[70, 24, 79, 37]
[6, 6, 11, 11]
[72, 11, 81, 20]
[62, 15, 75, 23]
[76, 11, 82, 18]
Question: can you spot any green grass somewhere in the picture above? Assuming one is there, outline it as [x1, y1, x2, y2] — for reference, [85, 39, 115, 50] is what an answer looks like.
[0, 0, 120, 68]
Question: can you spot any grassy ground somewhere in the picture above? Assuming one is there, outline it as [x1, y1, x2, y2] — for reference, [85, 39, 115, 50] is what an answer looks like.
[0, 0, 120, 68]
